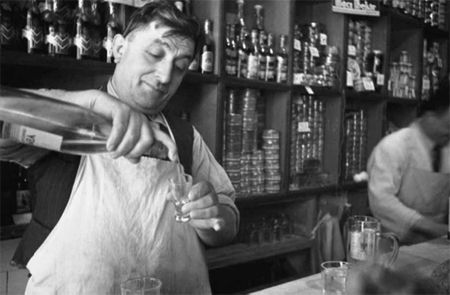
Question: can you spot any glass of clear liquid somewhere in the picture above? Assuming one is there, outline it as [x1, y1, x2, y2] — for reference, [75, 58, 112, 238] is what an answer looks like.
[120, 276, 162, 295]
[169, 174, 192, 222]
[321, 261, 348, 295]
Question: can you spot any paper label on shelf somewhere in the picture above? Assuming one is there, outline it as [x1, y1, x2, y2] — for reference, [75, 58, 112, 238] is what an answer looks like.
[348, 45, 356, 57]
[297, 122, 311, 133]
[310, 46, 320, 57]
[294, 39, 301, 51]
[347, 71, 354, 87]
[422, 78, 431, 91]
[320, 33, 328, 46]
[362, 77, 375, 91]
[376, 74, 385, 86]
[293, 73, 302, 85]
[2, 123, 62, 151]
[305, 86, 314, 95]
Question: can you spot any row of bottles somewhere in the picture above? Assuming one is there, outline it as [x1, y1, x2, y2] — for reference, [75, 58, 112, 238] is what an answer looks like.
[382, 0, 447, 30]
[222, 88, 282, 196]
[387, 50, 417, 99]
[422, 39, 445, 101]
[347, 19, 385, 92]
[224, 0, 288, 83]
[1, 0, 122, 62]
[292, 22, 340, 87]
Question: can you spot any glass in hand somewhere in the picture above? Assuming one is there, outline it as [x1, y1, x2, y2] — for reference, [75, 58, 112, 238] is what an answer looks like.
[169, 174, 193, 223]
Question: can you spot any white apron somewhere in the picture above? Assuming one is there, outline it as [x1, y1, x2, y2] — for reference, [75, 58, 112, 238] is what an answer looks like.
[395, 161, 450, 244]
[24, 154, 211, 295]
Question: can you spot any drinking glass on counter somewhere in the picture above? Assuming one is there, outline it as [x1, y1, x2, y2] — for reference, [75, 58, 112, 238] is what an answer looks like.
[321, 261, 348, 295]
[169, 173, 193, 222]
[120, 276, 162, 295]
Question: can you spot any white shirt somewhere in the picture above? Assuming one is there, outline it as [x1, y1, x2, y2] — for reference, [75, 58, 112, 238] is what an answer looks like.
[367, 121, 450, 238]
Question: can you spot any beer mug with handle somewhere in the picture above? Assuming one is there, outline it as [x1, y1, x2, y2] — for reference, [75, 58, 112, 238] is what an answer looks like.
[346, 216, 399, 267]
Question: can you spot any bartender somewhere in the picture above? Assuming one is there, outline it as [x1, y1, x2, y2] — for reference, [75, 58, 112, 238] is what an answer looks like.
[0, 1, 239, 294]
[367, 76, 449, 245]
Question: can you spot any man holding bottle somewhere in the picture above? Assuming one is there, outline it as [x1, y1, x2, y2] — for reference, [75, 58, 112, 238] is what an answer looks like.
[0, 1, 239, 294]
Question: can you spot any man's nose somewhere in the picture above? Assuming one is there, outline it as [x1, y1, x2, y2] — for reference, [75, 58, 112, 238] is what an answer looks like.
[156, 59, 173, 85]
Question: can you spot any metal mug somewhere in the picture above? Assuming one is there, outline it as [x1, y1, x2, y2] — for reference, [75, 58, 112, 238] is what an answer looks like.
[346, 215, 399, 266]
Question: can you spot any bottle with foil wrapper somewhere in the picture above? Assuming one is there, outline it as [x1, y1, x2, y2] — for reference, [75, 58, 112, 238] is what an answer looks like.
[0, 86, 169, 159]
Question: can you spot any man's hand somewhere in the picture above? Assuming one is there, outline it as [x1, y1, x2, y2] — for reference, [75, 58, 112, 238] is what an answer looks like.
[182, 181, 237, 246]
[35, 89, 178, 163]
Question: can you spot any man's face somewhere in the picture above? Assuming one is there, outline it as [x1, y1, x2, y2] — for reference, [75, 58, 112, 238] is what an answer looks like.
[426, 108, 450, 146]
[111, 21, 194, 115]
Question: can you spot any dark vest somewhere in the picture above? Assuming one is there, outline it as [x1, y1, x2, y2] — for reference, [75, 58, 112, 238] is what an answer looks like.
[11, 112, 194, 268]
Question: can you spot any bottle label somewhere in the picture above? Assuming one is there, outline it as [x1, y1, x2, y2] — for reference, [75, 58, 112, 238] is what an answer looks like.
[297, 122, 311, 133]
[225, 48, 237, 76]
[258, 55, 267, 80]
[294, 39, 301, 51]
[320, 33, 327, 46]
[2, 123, 62, 151]
[201, 51, 214, 73]
[265, 56, 276, 81]
[247, 54, 259, 79]
[238, 49, 248, 78]
[276, 56, 287, 83]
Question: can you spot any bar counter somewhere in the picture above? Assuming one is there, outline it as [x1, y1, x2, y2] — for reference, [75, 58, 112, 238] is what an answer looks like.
[249, 236, 450, 295]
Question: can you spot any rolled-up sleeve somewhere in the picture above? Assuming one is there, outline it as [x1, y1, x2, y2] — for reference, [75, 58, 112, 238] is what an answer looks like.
[367, 140, 422, 240]
[191, 128, 239, 229]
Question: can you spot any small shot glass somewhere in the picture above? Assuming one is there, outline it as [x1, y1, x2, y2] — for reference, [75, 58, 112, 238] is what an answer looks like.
[169, 174, 193, 223]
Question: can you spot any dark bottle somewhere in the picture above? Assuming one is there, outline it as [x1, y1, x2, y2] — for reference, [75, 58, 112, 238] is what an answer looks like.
[90, 0, 103, 60]
[258, 30, 267, 81]
[247, 29, 259, 79]
[15, 167, 32, 214]
[225, 24, 237, 76]
[22, 0, 45, 54]
[74, 0, 92, 60]
[253, 4, 264, 33]
[265, 32, 276, 82]
[293, 24, 302, 78]
[42, 0, 56, 56]
[103, 1, 121, 63]
[200, 19, 214, 74]
[53, 0, 74, 57]
[0, 2, 19, 49]
[237, 27, 250, 79]
[276, 34, 288, 83]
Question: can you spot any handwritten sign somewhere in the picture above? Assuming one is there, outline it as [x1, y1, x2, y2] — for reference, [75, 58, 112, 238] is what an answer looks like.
[332, 0, 380, 17]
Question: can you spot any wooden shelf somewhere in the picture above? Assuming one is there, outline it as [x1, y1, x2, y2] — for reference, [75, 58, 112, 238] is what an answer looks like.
[424, 25, 449, 40]
[223, 76, 290, 91]
[346, 90, 385, 102]
[206, 234, 313, 270]
[184, 71, 219, 84]
[384, 6, 423, 28]
[386, 96, 419, 106]
[292, 85, 341, 97]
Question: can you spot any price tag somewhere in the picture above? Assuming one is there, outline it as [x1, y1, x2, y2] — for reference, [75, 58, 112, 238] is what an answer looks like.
[297, 122, 311, 133]
[348, 45, 356, 57]
[422, 78, 430, 90]
[376, 74, 385, 86]
[294, 39, 301, 51]
[293, 73, 302, 85]
[310, 46, 319, 57]
[305, 86, 314, 95]
[320, 33, 327, 46]
[347, 71, 354, 87]
[362, 77, 375, 91]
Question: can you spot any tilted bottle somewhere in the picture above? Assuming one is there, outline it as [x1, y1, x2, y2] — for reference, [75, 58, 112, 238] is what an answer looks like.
[200, 19, 214, 74]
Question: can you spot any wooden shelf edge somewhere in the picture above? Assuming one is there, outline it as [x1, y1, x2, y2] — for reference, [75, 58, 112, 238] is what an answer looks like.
[206, 235, 313, 270]
[386, 96, 419, 106]
[346, 90, 384, 102]
[223, 76, 290, 91]
[292, 85, 341, 97]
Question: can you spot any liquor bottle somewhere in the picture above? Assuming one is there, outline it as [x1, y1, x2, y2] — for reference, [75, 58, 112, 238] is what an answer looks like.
[90, 0, 103, 60]
[103, 1, 121, 63]
[0, 2, 19, 49]
[276, 34, 288, 83]
[258, 30, 267, 81]
[53, 0, 74, 57]
[253, 4, 264, 33]
[234, 0, 245, 41]
[237, 27, 250, 78]
[200, 19, 214, 74]
[265, 32, 276, 82]
[22, 0, 45, 54]
[293, 24, 302, 84]
[225, 24, 237, 76]
[247, 29, 259, 79]
[74, 0, 92, 60]
[0, 87, 171, 159]
[15, 167, 32, 214]
[42, 0, 56, 56]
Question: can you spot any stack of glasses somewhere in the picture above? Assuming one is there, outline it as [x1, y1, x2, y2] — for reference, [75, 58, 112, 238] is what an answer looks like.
[263, 129, 281, 193]
[343, 110, 367, 181]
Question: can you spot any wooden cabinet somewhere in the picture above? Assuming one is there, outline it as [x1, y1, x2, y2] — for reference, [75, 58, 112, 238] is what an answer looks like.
[1, 0, 448, 293]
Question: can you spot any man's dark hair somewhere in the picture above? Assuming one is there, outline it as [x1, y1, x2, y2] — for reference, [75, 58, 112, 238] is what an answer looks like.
[123, 0, 204, 57]
[420, 75, 450, 116]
